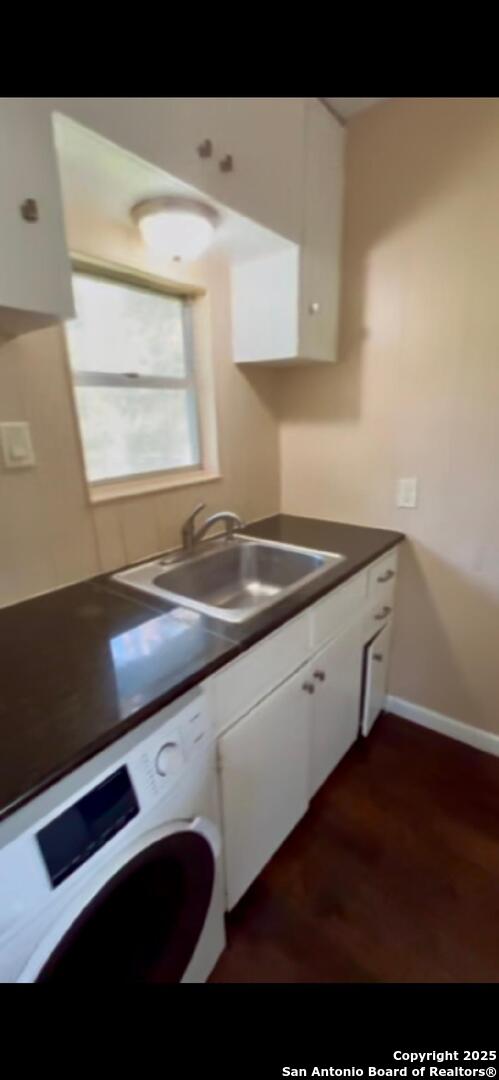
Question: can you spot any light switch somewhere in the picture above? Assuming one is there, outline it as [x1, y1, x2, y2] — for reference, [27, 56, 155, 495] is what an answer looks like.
[397, 476, 418, 508]
[0, 422, 36, 469]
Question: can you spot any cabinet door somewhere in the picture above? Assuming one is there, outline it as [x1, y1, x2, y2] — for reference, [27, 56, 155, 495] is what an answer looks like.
[309, 619, 363, 797]
[219, 665, 310, 909]
[155, 97, 228, 204]
[171, 98, 305, 240]
[59, 97, 306, 243]
[210, 97, 305, 241]
[361, 621, 392, 737]
[0, 99, 73, 327]
[299, 98, 344, 362]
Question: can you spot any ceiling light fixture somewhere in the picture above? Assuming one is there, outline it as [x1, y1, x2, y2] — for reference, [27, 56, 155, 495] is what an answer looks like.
[131, 196, 218, 262]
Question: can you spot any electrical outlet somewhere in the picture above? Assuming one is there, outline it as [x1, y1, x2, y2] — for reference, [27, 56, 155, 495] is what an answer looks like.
[397, 476, 418, 508]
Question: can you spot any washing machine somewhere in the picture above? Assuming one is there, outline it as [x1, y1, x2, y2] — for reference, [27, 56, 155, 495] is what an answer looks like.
[0, 688, 225, 982]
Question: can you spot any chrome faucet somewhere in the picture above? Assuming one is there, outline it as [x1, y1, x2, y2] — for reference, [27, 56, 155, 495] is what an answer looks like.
[181, 503, 244, 553]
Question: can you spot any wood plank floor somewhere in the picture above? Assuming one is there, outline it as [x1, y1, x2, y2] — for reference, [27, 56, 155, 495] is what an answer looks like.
[210, 712, 499, 983]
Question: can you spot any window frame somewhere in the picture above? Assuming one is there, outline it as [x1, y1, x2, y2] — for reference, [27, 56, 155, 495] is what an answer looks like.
[65, 255, 213, 498]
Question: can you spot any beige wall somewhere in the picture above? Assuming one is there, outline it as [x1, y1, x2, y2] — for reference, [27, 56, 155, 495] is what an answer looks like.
[278, 97, 499, 735]
[0, 214, 280, 607]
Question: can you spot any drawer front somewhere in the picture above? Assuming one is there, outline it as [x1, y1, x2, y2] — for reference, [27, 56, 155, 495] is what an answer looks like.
[211, 612, 309, 734]
[364, 598, 395, 643]
[310, 570, 368, 650]
[367, 549, 398, 609]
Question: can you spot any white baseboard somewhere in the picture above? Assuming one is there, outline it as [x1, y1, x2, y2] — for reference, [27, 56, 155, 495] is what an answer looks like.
[385, 694, 499, 759]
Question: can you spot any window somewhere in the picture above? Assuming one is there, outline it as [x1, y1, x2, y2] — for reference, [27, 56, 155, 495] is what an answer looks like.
[65, 267, 202, 488]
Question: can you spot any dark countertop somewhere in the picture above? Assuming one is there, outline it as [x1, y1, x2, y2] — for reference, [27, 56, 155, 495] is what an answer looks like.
[0, 514, 403, 821]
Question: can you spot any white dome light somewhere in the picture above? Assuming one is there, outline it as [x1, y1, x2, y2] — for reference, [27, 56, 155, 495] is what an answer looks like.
[132, 197, 218, 262]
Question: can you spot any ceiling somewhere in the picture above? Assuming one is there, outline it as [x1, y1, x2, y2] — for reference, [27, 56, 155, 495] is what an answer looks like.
[324, 98, 389, 120]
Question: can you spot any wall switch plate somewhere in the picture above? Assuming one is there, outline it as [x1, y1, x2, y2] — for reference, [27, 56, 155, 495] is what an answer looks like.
[397, 476, 418, 508]
[0, 422, 36, 469]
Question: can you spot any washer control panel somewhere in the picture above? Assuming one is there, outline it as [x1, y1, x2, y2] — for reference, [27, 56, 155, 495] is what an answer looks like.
[132, 695, 211, 805]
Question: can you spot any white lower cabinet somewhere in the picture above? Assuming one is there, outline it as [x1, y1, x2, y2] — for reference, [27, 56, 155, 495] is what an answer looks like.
[215, 547, 400, 909]
[218, 665, 310, 910]
[308, 619, 364, 798]
[361, 620, 393, 737]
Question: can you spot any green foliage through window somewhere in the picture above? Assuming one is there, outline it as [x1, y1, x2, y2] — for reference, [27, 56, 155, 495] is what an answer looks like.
[65, 271, 200, 484]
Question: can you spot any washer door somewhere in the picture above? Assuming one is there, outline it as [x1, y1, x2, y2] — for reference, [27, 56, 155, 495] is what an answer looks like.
[22, 820, 217, 984]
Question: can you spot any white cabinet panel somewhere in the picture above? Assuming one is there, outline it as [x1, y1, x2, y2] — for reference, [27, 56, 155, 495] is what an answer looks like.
[299, 98, 344, 363]
[363, 550, 398, 644]
[211, 611, 309, 735]
[210, 97, 305, 242]
[364, 602, 393, 644]
[367, 549, 398, 610]
[231, 246, 300, 364]
[153, 97, 228, 206]
[230, 100, 345, 365]
[310, 571, 367, 651]
[0, 99, 73, 336]
[361, 621, 392, 737]
[51, 97, 304, 241]
[309, 619, 363, 797]
[159, 97, 305, 242]
[219, 665, 310, 909]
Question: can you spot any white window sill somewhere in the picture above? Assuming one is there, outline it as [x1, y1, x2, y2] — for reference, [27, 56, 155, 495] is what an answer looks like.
[88, 470, 222, 505]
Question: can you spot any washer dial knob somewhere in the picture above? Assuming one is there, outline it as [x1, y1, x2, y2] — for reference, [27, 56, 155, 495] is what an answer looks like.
[155, 741, 182, 777]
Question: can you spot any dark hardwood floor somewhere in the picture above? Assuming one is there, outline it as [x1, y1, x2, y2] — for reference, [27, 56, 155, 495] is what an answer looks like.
[211, 712, 499, 983]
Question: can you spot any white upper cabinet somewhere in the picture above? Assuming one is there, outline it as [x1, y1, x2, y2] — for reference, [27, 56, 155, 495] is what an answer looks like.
[0, 97, 343, 354]
[164, 97, 305, 242]
[57, 96, 343, 364]
[57, 96, 305, 244]
[0, 99, 74, 339]
[299, 98, 344, 363]
[230, 99, 345, 365]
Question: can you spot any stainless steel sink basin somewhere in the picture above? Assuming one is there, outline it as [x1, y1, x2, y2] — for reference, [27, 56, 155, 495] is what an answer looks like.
[112, 536, 344, 624]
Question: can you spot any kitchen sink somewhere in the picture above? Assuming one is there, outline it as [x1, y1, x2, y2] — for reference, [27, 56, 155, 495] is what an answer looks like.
[112, 536, 344, 624]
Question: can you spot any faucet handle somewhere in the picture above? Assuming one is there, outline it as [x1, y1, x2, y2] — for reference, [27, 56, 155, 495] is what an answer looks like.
[186, 502, 206, 524]
[181, 503, 206, 550]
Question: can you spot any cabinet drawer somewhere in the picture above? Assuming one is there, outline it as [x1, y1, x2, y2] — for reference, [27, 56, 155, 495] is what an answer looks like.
[364, 599, 394, 643]
[310, 570, 368, 650]
[367, 550, 398, 610]
[211, 611, 309, 734]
